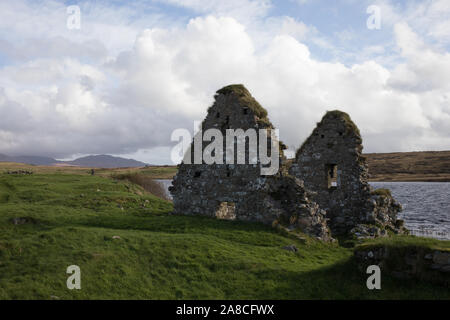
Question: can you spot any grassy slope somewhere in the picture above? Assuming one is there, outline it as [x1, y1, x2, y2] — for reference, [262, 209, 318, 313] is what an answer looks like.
[357, 235, 450, 252]
[0, 172, 449, 300]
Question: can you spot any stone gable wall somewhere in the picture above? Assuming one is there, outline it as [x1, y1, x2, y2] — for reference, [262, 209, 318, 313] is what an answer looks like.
[171, 85, 405, 241]
[290, 111, 406, 237]
[170, 85, 332, 241]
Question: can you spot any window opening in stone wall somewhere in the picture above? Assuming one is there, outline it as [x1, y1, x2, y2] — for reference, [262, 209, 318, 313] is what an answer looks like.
[194, 171, 201, 178]
[325, 164, 338, 189]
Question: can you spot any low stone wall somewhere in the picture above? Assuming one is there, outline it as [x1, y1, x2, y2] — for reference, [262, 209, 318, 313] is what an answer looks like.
[355, 246, 450, 286]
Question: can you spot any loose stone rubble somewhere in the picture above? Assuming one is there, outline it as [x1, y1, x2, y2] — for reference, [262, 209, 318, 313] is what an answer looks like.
[170, 84, 406, 241]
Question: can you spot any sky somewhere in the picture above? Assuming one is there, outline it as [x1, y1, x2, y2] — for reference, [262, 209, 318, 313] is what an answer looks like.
[0, 0, 449, 164]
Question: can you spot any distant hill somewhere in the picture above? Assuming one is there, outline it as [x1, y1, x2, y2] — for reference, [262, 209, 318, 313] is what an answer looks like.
[0, 154, 60, 166]
[0, 154, 148, 168]
[365, 150, 450, 182]
[2, 150, 450, 179]
[66, 155, 147, 168]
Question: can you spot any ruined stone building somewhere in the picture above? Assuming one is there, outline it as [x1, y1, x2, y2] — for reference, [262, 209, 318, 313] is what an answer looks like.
[170, 85, 332, 241]
[170, 84, 405, 241]
[289, 110, 406, 237]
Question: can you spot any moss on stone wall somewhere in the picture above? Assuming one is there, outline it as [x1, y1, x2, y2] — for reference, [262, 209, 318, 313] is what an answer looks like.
[295, 110, 361, 159]
[323, 110, 361, 136]
[216, 84, 269, 120]
[371, 188, 392, 197]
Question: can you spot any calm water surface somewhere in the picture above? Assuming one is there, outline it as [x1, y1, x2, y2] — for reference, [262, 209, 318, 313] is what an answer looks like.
[370, 182, 450, 240]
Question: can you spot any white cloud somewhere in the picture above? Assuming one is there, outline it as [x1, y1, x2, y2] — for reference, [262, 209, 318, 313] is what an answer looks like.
[0, 1, 449, 163]
[373, 0, 450, 46]
[389, 23, 450, 92]
[0, 0, 168, 59]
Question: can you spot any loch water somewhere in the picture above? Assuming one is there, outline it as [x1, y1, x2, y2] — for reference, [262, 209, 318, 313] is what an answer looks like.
[370, 182, 450, 240]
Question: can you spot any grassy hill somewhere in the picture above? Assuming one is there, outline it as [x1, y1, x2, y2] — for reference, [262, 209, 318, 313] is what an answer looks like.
[0, 166, 449, 299]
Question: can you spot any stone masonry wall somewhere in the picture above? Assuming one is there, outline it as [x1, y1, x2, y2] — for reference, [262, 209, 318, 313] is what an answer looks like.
[290, 111, 406, 237]
[170, 85, 332, 241]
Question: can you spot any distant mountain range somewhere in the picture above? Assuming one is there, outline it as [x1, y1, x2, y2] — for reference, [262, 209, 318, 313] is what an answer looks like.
[0, 153, 148, 168]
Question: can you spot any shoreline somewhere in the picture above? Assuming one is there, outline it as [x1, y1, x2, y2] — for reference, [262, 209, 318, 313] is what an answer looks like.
[368, 175, 450, 183]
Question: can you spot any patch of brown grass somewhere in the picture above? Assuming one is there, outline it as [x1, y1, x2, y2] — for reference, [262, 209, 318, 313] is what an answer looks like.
[365, 150, 450, 181]
[112, 173, 170, 201]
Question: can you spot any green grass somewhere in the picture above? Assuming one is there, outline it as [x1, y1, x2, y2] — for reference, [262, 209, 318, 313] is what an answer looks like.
[139, 166, 178, 179]
[356, 235, 450, 252]
[0, 172, 448, 299]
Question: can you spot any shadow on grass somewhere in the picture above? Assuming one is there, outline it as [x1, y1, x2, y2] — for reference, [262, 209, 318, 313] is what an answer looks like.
[246, 256, 450, 300]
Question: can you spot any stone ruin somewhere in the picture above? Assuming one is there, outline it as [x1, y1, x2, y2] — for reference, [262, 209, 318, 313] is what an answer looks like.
[289, 111, 406, 238]
[170, 85, 332, 241]
[170, 84, 406, 241]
